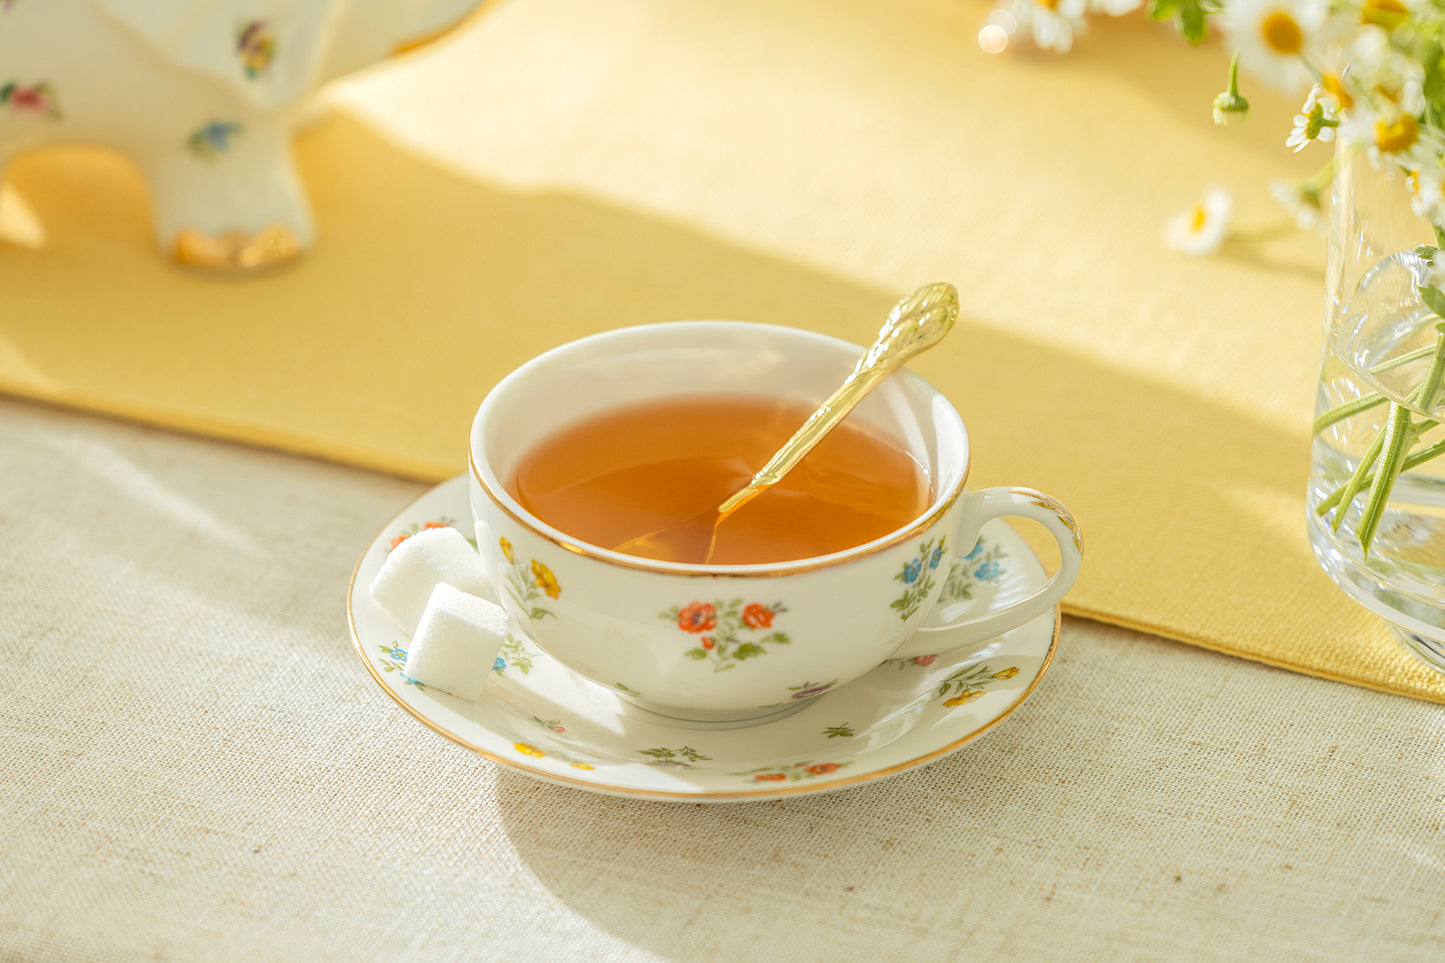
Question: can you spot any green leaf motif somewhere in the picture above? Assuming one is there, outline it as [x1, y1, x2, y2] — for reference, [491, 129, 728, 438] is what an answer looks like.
[684, 648, 710, 660]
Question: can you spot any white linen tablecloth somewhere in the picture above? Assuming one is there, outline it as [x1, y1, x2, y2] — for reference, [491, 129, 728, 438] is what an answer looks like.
[2, 395, 1442, 961]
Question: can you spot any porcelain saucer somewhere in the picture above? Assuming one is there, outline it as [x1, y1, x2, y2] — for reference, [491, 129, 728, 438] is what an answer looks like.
[347, 475, 1060, 802]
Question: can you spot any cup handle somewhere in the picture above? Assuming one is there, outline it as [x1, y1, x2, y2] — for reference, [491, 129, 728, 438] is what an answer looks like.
[889, 487, 1082, 658]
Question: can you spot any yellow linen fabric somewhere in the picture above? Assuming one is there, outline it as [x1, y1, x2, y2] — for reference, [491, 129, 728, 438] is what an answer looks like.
[3, 0, 1442, 701]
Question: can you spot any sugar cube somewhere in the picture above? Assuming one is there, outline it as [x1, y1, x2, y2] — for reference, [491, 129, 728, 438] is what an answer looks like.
[370, 525, 489, 635]
[404, 584, 510, 700]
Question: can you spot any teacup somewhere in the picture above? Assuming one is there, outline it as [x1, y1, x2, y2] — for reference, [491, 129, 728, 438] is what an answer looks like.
[469, 321, 1082, 727]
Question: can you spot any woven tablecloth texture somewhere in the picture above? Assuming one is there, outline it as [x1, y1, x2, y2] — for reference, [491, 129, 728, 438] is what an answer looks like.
[3, 396, 1443, 961]
[2, 0, 1443, 703]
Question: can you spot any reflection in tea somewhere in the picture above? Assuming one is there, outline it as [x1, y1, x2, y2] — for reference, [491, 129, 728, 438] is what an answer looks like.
[508, 395, 932, 564]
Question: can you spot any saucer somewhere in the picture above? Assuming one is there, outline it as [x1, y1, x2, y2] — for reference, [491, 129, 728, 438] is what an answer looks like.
[347, 475, 1060, 802]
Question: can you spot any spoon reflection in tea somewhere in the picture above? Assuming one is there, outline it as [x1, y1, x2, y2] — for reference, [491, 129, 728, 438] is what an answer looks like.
[614, 281, 960, 563]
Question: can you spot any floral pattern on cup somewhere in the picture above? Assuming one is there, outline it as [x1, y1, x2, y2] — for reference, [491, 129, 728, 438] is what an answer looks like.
[939, 537, 1006, 603]
[822, 724, 855, 739]
[936, 662, 1020, 707]
[1, 80, 60, 118]
[733, 761, 852, 782]
[663, 599, 790, 671]
[236, 21, 277, 79]
[891, 536, 947, 620]
[639, 746, 711, 768]
[499, 536, 560, 620]
[374, 644, 425, 690]
[187, 120, 243, 159]
[491, 633, 534, 675]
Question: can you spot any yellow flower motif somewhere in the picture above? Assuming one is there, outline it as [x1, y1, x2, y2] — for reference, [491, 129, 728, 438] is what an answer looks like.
[499, 536, 514, 563]
[513, 742, 544, 758]
[992, 666, 1020, 680]
[943, 690, 984, 707]
[531, 559, 561, 599]
[570, 763, 595, 770]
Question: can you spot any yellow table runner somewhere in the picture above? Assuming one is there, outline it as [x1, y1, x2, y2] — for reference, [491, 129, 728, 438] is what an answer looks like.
[4, 0, 1443, 702]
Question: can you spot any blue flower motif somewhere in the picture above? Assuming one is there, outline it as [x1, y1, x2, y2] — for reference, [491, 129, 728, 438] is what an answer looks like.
[928, 546, 944, 570]
[387, 647, 407, 661]
[963, 541, 985, 561]
[974, 561, 1002, 581]
[493, 657, 507, 671]
[188, 120, 243, 158]
[902, 558, 923, 584]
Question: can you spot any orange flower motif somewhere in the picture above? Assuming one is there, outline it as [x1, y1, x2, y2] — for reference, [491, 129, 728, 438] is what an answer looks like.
[805, 763, 840, 775]
[531, 559, 560, 598]
[499, 537, 514, 563]
[943, 690, 983, 707]
[389, 534, 409, 550]
[992, 666, 1019, 680]
[913, 654, 937, 666]
[742, 603, 774, 629]
[754, 772, 787, 781]
[676, 602, 716, 633]
[513, 743, 544, 758]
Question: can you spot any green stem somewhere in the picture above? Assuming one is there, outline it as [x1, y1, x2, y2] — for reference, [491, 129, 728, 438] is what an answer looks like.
[1329, 425, 1386, 532]
[1312, 345, 1441, 437]
[1356, 402, 1414, 556]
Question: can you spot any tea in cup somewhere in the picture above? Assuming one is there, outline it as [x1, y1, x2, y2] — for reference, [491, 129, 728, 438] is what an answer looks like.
[469, 321, 1082, 726]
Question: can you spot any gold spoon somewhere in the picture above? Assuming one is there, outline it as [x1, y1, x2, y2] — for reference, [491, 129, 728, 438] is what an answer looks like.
[615, 281, 960, 562]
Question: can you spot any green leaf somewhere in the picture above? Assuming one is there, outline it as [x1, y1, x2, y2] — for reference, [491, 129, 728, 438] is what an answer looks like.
[734, 643, 765, 660]
[761, 632, 790, 645]
[1413, 245, 1439, 262]
[1418, 285, 1445, 320]
[1178, 0, 1208, 43]
[684, 648, 709, 660]
[1146, 0, 1180, 18]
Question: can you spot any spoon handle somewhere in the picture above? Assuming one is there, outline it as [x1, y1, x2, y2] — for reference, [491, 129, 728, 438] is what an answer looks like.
[715, 282, 960, 517]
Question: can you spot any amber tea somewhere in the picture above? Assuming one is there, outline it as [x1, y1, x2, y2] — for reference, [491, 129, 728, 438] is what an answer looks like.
[508, 394, 932, 565]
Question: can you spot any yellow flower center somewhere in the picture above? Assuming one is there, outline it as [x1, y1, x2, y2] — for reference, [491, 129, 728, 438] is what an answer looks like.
[1321, 73, 1354, 110]
[1260, 10, 1304, 55]
[1035, 0, 1060, 10]
[1190, 204, 1208, 232]
[1361, 0, 1409, 28]
[1374, 113, 1419, 153]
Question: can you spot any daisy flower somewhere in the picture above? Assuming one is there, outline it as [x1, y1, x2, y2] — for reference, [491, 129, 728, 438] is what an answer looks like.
[1218, 0, 1327, 93]
[1269, 178, 1326, 231]
[1338, 103, 1436, 170]
[1164, 185, 1234, 256]
[1349, 26, 1425, 114]
[1285, 85, 1340, 151]
[1008, 0, 1088, 53]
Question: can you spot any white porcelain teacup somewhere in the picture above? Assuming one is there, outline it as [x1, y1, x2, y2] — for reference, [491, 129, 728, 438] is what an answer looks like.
[469, 321, 1082, 727]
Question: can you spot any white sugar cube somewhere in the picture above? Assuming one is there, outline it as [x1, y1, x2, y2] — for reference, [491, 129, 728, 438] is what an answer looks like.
[370, 525, 489, 635]
[405, 584, 509, 700]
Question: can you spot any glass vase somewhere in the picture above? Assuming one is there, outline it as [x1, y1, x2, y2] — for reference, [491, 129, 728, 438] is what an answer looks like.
[1308, 147, 1445, 672]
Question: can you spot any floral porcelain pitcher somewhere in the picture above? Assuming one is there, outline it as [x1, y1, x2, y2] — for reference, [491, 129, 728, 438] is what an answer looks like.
[0, 0, 486, 271]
